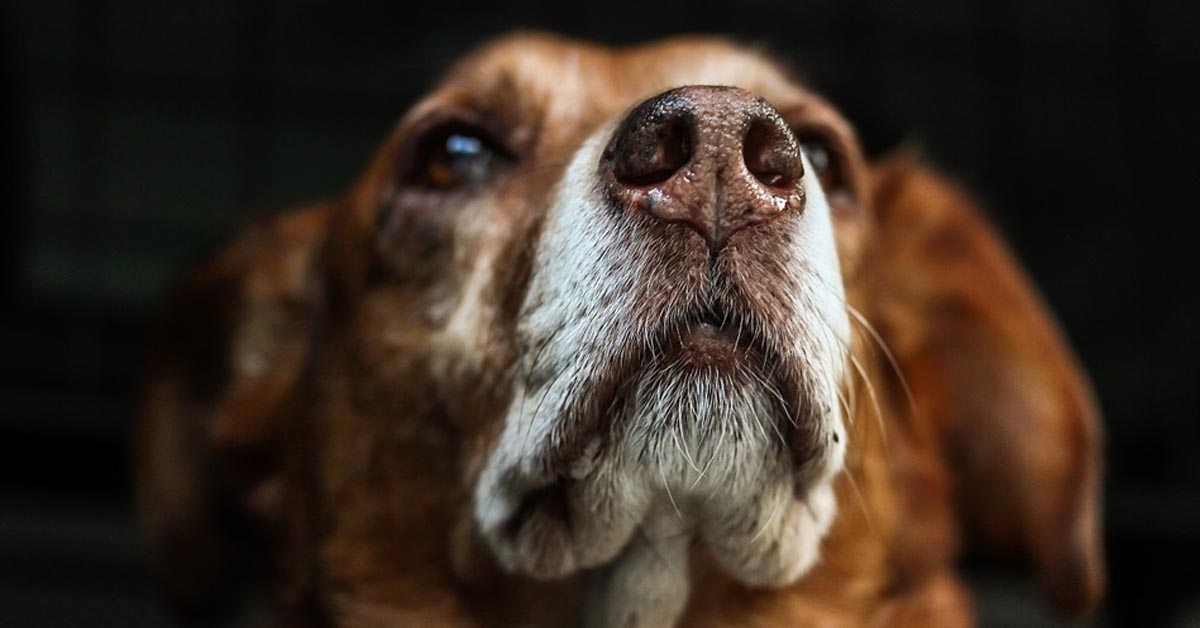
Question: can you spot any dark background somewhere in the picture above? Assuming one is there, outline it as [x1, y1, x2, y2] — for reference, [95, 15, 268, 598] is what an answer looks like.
[2, 1, 1197, 626]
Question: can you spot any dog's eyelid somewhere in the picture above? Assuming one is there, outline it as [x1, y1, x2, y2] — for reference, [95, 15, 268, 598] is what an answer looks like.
[788, 123, 838, 154]
[396, 112, 518, 191]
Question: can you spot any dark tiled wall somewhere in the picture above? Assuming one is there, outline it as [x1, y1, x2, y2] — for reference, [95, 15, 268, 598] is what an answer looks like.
[3, 1, 1198, 626]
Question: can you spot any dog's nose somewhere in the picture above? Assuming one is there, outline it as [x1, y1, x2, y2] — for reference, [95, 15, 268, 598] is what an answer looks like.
[602, 86, 805, 249]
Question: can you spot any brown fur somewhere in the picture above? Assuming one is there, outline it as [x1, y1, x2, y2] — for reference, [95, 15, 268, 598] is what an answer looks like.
[137, 33, 1103, 627]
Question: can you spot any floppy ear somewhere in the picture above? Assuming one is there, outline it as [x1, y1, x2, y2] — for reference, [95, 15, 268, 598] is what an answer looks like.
[867, 157, 1104, 617]
[136, 206, 328, 620]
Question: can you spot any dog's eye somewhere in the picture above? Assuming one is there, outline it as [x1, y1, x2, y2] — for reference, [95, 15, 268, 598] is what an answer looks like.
[411, 125, 511, 190]
[795, 133, 846, 195]
[799, 140, 837, 190]
[804, 142, 832, 175]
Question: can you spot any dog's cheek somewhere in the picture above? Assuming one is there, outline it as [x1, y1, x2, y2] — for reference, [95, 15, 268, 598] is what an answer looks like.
[345, 292, 440, 406]
[432, 216, 534, 426]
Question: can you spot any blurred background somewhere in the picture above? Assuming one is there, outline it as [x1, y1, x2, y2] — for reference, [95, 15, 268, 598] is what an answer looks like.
[2, 1, 1196, 626]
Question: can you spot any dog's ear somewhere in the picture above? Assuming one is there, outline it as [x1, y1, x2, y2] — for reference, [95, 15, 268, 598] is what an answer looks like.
[867, 157, 1104, 617]
[136, 205, 328, 620]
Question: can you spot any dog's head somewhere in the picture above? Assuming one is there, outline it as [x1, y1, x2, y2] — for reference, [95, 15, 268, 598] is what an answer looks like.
[138, 34, 1103, 626]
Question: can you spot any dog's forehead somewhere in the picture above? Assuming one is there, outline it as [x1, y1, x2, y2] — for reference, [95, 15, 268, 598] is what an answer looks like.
[434, 34, 816, 136]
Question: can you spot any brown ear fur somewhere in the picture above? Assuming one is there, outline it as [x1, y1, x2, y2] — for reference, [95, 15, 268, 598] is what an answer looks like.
[136, 206, 328, 620]
[868, 156, 1105, 617]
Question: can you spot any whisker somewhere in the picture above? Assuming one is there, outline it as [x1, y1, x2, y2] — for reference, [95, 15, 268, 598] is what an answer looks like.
[739, 364, 785, 451]
[689, 430, 723, 491]
[799, 274, 894, 468]
[846, 305, 916, 416]
[843, 465, 879, 539]
[672, 418, 702, 476]
[515, 320, 569, 444]
[659, 456, 684, 521]
[847, 351, 890, 465]
[748, 487, 786, 545]
[755, 372, 793, 447]
[805, 271, 916, 423]
[518, 367, 568, 473]
[835, 385, 853, 426]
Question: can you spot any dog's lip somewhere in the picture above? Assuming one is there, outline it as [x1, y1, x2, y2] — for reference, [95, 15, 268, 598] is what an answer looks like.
[667, 305, 773, 358]
[665, 318, 751, 367]
[689, 309, 734, 339]
[544, 307, 785, 477]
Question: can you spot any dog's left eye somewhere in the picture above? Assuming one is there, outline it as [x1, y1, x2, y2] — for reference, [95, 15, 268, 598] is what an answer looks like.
[803, 142, 832, 176]
[797, 136, 844, 194]
[413, 125, 511, 190]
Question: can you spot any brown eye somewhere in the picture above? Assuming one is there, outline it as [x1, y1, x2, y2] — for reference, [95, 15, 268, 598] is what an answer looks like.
[413, 125, 510, 190]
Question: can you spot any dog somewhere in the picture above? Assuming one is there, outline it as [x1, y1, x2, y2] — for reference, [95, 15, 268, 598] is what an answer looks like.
[137, 33, 1104, 627]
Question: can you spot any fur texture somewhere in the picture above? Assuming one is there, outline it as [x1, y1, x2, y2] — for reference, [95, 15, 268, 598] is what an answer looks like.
[137, 33, 1104, 628]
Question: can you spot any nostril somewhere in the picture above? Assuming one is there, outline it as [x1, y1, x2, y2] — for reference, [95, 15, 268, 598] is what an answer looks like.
[612, 115, 693, 187]
[743, 118, 804, 189]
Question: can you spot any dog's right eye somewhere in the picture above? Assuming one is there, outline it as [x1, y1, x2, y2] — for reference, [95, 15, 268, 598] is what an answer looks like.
[407, 123, 513, 190]
[372, 120, 516, 284]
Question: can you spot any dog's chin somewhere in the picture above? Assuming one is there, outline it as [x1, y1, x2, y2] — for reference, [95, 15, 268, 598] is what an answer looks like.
[475, 328, 844, 588]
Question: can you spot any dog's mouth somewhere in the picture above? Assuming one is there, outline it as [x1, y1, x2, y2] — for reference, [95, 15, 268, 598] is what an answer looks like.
[664, 307, 760, 369]
[540, 301, 792, 474]
[476, 293, 838, 573]
[476, 262, 845, 591]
